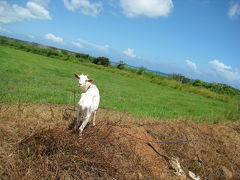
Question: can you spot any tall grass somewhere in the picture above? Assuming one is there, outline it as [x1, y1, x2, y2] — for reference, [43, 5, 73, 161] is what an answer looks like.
[0, 45, 239, 123]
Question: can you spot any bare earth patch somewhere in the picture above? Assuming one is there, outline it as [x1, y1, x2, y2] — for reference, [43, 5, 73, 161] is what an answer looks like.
[0, 104, 239, 179]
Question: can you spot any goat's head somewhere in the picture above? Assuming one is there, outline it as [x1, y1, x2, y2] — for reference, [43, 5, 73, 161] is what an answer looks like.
[74, 73, 93, 88]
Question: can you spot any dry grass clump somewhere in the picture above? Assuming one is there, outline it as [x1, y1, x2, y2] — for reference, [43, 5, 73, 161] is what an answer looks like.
[0, 104, 151, 180]
[1, 104, 240, 179]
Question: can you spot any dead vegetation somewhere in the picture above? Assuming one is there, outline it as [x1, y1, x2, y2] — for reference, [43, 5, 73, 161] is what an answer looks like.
[0, 103, 240, 179]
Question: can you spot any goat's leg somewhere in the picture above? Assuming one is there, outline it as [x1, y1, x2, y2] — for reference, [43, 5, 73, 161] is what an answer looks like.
[74, 108, 81, 131]
[92, 111, 97, 126]
[79, 115, 90, 137]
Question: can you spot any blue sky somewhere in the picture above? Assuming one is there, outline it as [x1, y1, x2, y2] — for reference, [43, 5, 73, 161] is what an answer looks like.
[0, 0, 240, 89]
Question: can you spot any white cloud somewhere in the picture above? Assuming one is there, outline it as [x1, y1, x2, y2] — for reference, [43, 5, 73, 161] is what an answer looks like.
[228, 1, 240, 19]
[72, 41, 83, 49]
[0, 26, 10, 34]
[44, 33, 63, 43]
[186, 59, 198, 73]
[27, 1, 51, 19]
[32, 0, 50, 8]
[209, 60, 232, 71]
[78, 39, 109, 51]
[120, 0, 173, 18]
[63, 0, 103, 17]
[0, 1, 51, 24]
[209, 60, 240, 82]
[123, 48, 136, 58]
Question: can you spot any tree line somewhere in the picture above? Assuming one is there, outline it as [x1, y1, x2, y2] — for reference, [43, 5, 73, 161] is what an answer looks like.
[168, 74, 240, 96]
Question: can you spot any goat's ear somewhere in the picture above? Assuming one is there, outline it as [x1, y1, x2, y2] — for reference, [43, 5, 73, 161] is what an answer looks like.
[74, 73, 79, 79]
[86, 79, 93, 82]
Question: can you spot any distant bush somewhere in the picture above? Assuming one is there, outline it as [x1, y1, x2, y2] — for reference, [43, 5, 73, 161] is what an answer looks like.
[75, 53, 92, 61]
[61, 50, 69, 56]
[191, 79, 205, 86]
[137, 66, 147, 75]
[125, 67, 137, 74]
[116, 61, 126, 70]
[169, 73, 191, 84]
[93, 56, 110, 67]
[191, 80, 240, 96]
[168, 73, 240, 97]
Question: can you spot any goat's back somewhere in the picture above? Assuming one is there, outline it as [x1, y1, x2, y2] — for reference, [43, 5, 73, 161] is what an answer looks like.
[78, 85, 100, 112]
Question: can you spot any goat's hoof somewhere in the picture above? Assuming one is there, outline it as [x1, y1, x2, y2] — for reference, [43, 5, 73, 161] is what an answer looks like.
[79, 132, 83, 139]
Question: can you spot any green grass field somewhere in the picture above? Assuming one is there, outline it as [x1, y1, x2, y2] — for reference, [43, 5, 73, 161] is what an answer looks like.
[0, 45, 239, 122]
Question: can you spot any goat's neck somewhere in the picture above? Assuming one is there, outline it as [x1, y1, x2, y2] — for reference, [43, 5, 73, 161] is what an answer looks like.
[82, 82, 92, 92]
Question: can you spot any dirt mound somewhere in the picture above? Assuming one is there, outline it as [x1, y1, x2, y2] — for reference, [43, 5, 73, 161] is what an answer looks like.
[0, 104, 151, 180]
[0, 104, 240, 179]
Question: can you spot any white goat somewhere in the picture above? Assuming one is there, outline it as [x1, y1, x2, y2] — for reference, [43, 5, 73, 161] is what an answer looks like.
[74, 73, 100, 137]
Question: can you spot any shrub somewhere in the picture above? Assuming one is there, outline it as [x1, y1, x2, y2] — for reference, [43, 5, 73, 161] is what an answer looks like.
[137, 66, 147, 75]
[116, 61, 126, 70]
[169, 74, 191, 84]
[93, 56, 110, 67]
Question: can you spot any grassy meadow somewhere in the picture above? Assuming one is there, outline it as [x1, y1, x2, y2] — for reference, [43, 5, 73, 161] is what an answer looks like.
[0, 45, 239, 122]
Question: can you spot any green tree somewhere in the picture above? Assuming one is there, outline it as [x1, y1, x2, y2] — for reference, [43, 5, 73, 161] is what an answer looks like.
[93, 56, 110, 66]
